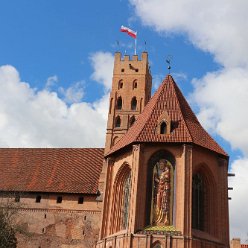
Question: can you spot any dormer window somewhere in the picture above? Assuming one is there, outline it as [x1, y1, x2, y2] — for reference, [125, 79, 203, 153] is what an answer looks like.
[156, 111, 171, 135]
[115, 116, 121, 128]
[131, 97, 137, 110]
[160, 121, 167, 134]
[116, 97, 122, 110]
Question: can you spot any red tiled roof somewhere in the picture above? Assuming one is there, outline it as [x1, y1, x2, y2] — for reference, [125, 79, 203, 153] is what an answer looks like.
[0, 148, 104, 194]
[107, 75, 227, 157]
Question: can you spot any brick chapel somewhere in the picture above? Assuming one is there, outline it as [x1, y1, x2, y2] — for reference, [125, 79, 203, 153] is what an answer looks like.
[0, 52, 230, 248]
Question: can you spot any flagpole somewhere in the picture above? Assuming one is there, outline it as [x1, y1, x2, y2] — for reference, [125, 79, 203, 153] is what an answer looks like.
[134, 35, 137, 55]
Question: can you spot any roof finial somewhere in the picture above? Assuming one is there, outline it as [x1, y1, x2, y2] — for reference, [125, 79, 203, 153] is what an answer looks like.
[166, 55, 173, 74]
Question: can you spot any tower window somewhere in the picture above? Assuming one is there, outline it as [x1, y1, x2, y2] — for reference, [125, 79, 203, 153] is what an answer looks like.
[130, 116, 135, 127]
[36, 195, 41, 203]
[133, 80, 137, 89]
[118, 80, 123, 89]
[131, 97, 137, 110]
[116, 97, 122, 110]
[115, 116, 121, 128]
[160, 121, 167, 134]
[121, 68, 125, 72]
[57, 196, 62, 204]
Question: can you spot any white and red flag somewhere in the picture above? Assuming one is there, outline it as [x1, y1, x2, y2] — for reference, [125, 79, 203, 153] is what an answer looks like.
[120, 25, 137, 39]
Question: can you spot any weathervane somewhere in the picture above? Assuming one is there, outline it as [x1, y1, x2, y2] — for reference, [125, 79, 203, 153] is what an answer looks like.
[166, 55, 173, 74]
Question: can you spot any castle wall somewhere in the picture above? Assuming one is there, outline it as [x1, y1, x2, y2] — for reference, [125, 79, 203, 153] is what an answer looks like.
[1, 192, 102, 248]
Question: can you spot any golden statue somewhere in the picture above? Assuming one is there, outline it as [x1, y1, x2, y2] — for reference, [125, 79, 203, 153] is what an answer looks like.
[152, 160, 171, 225]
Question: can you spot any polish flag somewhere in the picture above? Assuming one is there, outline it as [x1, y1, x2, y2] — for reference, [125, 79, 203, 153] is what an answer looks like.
[120, 25, 137, 39]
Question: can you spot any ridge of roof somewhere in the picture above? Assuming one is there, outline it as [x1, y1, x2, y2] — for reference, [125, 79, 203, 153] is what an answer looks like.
[107, 75, 227, 157]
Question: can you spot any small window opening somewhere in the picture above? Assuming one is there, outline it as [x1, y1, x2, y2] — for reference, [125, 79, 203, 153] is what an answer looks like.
[116, 97, 122, 110]
[78, 196, 84, 204]
[57, 196, 62, 204]
[121, 68, 125, 72]
[130, 116, 135, 127]
[118, 80, 123, 89]
[84, 216, 87, 220]
[131, 97, 137, 110]
[15, 195, 20, 202]
[160, 121, 167, 134]
[42, 228, 45, 233]
[135, 69, 139, 72]
[133, 80, 137, 89]
[115, 116, 121, 128]
[44, 214, 47, 219]
[36, 195, 41, 203]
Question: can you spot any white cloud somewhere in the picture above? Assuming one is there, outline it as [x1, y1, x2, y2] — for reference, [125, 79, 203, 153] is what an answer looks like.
[130, 0, 248, 68]
[45, 75, 58, 89]
[0, 52, 114, 148]
[90, 51, 114, 91]
[59, 81, 85, 104]
[130, 0, 248, 242]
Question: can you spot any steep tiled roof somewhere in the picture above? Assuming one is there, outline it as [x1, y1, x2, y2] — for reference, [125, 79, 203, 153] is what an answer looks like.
[0, 148, 104, 194]
[108, 75, 227, 157]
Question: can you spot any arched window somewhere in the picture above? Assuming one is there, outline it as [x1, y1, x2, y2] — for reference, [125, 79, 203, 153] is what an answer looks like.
[110, 165, 131, 234]
[130, 116, 135, 127]
[131, 97, 137, 110]
[133, 80, 137, 89]
[160, 121, 167, 134]
[153, 243, 162, 248]
[118, 80, 123, 89]
[116, 97, 122, 110]
[192, 174, 204, 230]
[115, 116, 121, 128]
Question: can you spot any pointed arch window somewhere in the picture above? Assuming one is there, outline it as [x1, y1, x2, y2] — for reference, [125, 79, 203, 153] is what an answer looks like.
[192, 174, 204, 231]
[115, 116, 121, 128]
[130, 116, 135, 127]
[133, 80, 137, 89]
[118, 80, 123, 89]
[116, 97, 122, 110]
[160, 121, 167, 134]
[131, 97, 137, 110]
[110, 165, 131, 234]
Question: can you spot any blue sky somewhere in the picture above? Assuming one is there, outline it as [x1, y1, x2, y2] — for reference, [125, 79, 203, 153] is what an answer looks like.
[0, 0, 248, 243]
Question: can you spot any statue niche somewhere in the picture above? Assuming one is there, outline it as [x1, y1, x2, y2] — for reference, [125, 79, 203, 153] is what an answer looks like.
[151, 159, 173, 226]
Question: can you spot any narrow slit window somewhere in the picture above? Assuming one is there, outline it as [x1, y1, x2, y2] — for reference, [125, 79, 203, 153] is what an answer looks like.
[15, 195, 20, 202]
[36, 195, 41, 203]
[118, 80, 123, 89]
[57, 196, 62, 204]
[78, 196, 84, 204]
[133, 80, 137, 89]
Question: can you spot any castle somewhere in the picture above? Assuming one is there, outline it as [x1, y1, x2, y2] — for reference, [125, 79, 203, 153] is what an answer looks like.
[0, 52, 231, 248]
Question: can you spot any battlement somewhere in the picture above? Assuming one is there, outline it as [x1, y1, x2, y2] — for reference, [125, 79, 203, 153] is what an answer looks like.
[114, 52, 148, 62]
[113, 52, 149, 75]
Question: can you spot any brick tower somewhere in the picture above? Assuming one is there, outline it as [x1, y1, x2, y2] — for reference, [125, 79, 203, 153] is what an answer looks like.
[104, 52, 152, 153]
